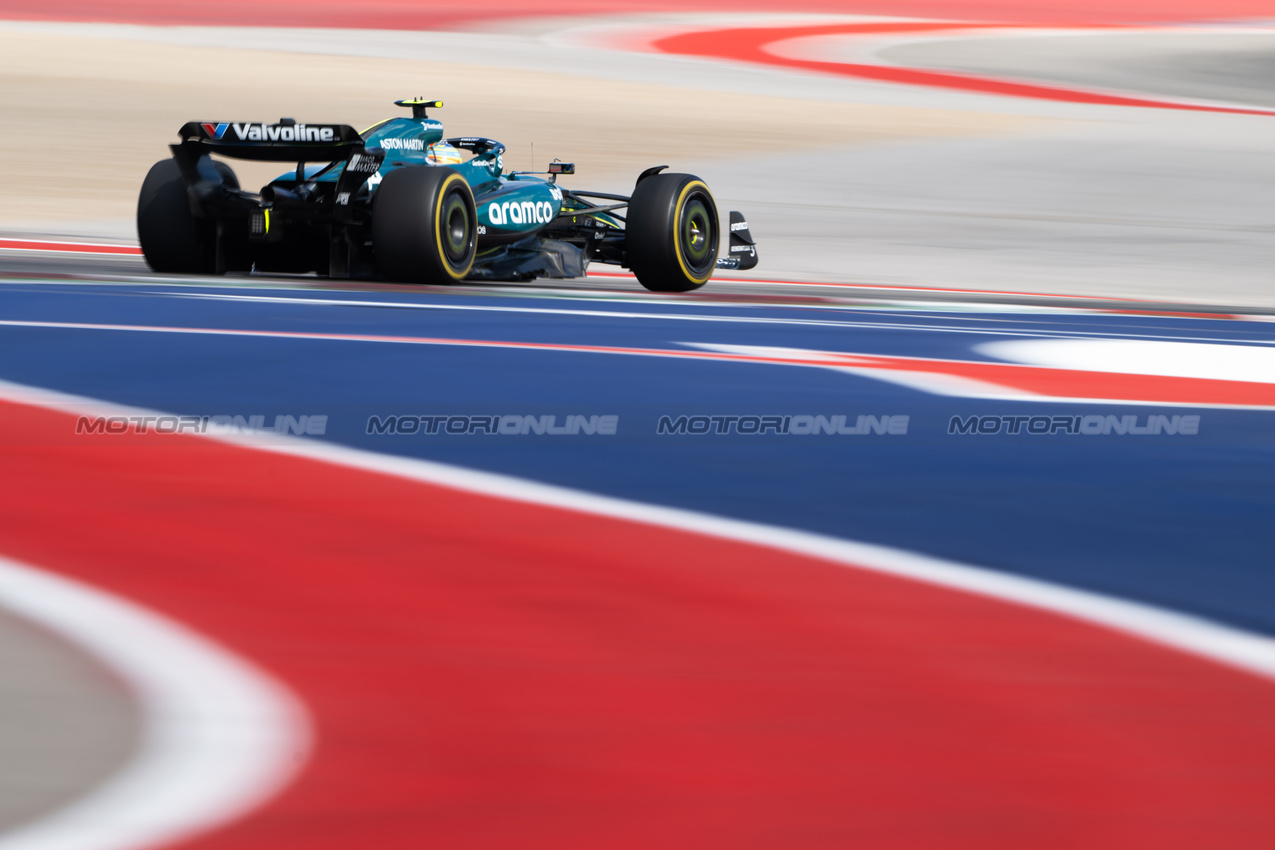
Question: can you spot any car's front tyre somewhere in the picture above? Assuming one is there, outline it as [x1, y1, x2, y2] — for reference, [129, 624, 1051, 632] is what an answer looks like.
[373, 166, 477, 284]
[626, 172, 719, 292]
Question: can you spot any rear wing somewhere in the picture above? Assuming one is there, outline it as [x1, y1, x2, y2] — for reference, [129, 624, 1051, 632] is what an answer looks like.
[170, 120, 383, 224]
[176, 120, 364, 161]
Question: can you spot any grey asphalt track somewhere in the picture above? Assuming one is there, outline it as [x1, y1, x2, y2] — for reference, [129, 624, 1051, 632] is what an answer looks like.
[880, 32, 1275, 109]
[0, 607, 142, 831]
[693, 121, 1275, 303]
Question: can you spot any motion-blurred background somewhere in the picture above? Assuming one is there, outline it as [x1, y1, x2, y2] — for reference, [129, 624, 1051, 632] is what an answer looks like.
[1, 2, 1274, 849]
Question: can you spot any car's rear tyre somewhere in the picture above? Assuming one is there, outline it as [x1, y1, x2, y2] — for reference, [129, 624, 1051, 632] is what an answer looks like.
[627, 172, 719, 292]
[373, 166, 477, 284]
[137, 158, 226, 274]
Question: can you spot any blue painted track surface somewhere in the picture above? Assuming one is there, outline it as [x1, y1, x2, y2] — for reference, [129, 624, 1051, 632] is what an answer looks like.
[2, 279, 1273, 633]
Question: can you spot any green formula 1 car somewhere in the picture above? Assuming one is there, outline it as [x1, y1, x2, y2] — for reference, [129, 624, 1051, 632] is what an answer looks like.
[137, 98, 758, 291]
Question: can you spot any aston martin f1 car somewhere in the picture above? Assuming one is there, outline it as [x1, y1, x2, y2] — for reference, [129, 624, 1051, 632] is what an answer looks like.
[137, 99, 758, 291]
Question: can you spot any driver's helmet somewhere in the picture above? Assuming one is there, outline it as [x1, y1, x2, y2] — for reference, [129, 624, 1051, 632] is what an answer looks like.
[426, 141, 463, 166]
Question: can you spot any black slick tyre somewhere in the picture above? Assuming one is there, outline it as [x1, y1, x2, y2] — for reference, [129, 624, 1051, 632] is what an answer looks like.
[373, 166, 477, 283]
[626, 172, 719, 292]
[137, 158, 220, 274]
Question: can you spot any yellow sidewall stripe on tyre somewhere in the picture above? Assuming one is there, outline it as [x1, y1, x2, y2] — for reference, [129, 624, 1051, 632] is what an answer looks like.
[673, 180, 714, 286]
[434, 173, 473, 281]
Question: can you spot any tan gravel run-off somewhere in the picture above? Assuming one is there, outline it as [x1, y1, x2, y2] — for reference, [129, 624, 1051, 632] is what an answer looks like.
[0, 29, 1039, 227]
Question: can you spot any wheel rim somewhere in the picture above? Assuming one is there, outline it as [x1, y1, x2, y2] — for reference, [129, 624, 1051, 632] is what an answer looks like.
[440, 188, 472, 267]
[678, 193, 715, 276]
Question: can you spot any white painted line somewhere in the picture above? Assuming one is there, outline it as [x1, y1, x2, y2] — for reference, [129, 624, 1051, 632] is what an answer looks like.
[0, 554, 308, 850]
[684, 341, 1275, 408]
[166, 291, 888, 327]
[4, 311, 1270, 347]
[979, 338, 1275, 384]
[166, 290, 1109, 322]
[3, 378, 1275, 685]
